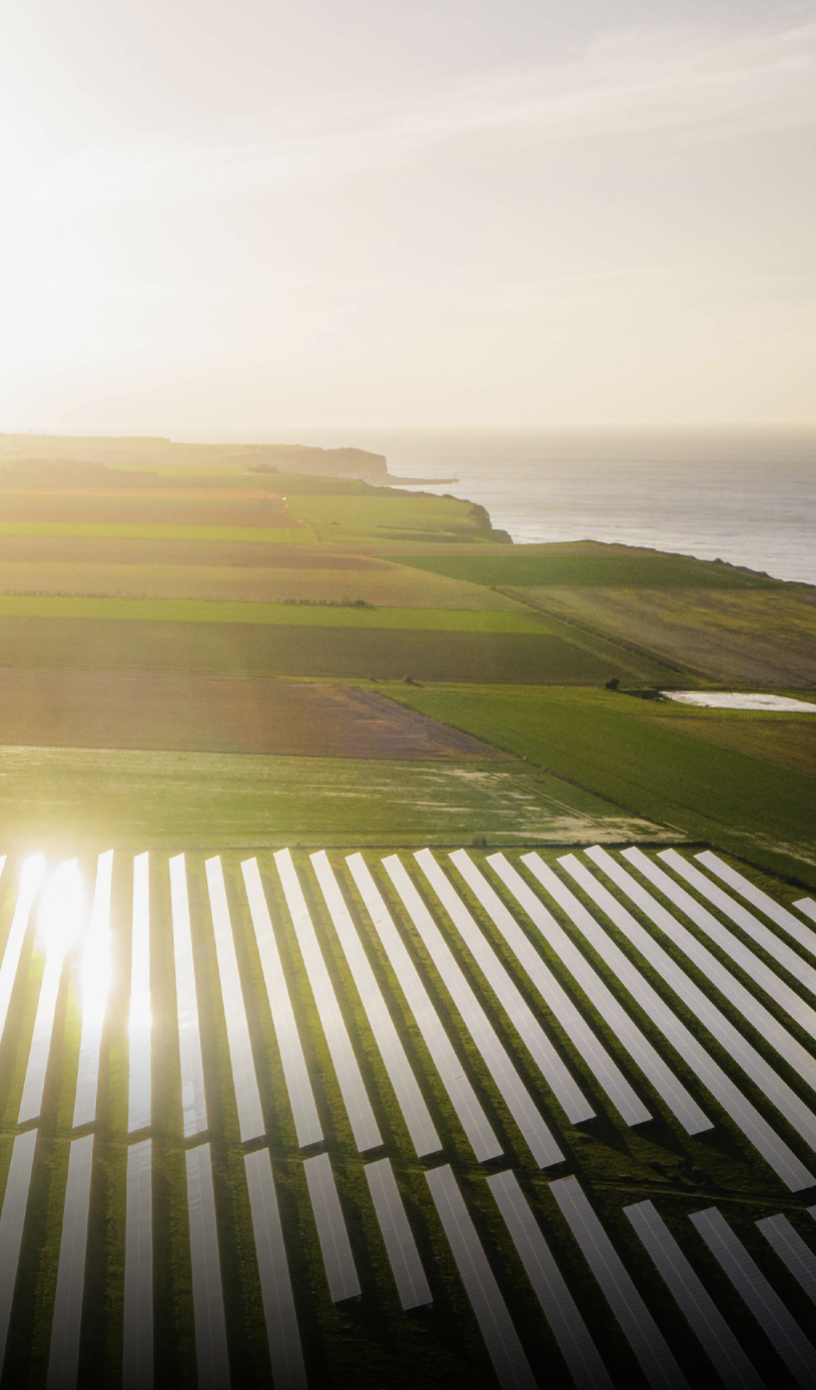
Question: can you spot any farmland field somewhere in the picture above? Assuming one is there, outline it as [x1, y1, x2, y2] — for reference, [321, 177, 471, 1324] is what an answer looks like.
[393, 543, 783, 589]
[389, 684, 816, 887]
[0, 560, 525, 608]
[0, 747, 658, 848]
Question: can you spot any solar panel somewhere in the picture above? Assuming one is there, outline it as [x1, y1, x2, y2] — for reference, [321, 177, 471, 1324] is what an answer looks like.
[169, 855, 208, 1139]
[365, 1158, 432, 1310]
[625, 1199, 764, 1390]
[73, 850, 114, 1128]
[345, 852, 500, 1163]
[797, 900, 816, 926]
[426, 1165, 537, 1390]
[312, 853, 440, 1157]
[47, 1134, 94, 1390]
[0, 854, 40, 1047]
[696, 854, 816, 958]
[128, 853, 152, 1133]
[488, 853, 708, 1136]
[549, 1176, 690, 1390]
[205, 857, 265, 1143]
[487, 1170, 613, 1390]
[384, 854, 562, 1170]
[659, 850, 816, 1000]
[757, 1214, 816, 1307]
[186, 1144, 231, 1390]
[691, 1207, 816, 1387]
[545, 853, 813, 1193]
[19, 859, 84, 1126]
[245, 1149, 307, 1390]
[275, 850, 381, 1154]
[240, 858, 322, 1149]
[0, 1129, 37, 1374]
[624, 848, 816, 1045]
[578, 850, 816, 1169]
[416, 849, 593, 1125]
[123, 1139, 153, 1390]
[450, 850, 649, 1127]
[303, 1153, 361, 1304]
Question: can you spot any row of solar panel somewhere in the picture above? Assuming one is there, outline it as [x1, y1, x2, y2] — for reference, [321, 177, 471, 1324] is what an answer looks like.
[0, 846, 815, 1387]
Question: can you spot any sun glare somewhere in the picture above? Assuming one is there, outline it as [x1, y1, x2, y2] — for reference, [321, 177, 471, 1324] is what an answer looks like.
[36, 860, 84, 960]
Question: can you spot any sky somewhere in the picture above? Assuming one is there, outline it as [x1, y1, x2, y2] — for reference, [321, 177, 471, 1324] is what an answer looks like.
[1, 0, 814, 431]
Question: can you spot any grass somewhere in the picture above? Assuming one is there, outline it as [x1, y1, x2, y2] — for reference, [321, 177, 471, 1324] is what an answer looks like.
[387, 684, 816, 888]
[395, 543, 783, 588]
[0, 745, 665, 849]
[642, 713, 816, 778]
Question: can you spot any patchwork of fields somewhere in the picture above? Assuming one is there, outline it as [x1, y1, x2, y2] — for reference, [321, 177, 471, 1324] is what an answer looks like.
[1, 846, 816, 1388]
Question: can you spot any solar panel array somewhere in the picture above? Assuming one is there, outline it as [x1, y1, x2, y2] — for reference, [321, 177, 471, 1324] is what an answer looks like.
[0, 845, 815, 1386]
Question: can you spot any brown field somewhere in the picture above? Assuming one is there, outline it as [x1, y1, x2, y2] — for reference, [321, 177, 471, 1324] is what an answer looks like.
[0, 559, 524, 607]
[511, 586, 816, 684]
[0, 669, 503, 757]
[644, 713, 816, 778]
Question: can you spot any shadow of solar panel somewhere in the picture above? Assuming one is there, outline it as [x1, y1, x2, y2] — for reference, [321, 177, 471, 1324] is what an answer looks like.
[303, 1153, 361, 1304]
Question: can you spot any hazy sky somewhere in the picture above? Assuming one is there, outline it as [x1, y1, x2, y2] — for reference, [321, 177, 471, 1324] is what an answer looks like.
[2, 0, 814, 429]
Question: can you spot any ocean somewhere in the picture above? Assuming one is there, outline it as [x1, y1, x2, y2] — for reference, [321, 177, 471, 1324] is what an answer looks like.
[190, 427, 816, 586]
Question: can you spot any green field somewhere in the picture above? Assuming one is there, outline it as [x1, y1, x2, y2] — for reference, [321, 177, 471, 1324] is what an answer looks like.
[394, 544, 783, 588]
[388, 684, 816, 889]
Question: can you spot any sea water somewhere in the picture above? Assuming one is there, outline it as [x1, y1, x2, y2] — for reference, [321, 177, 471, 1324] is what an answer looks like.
[191, 426, 816, 586]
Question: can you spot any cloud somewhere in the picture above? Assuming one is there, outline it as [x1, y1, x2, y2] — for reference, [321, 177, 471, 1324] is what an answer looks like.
[14, 16, 816, 210]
